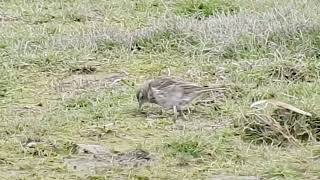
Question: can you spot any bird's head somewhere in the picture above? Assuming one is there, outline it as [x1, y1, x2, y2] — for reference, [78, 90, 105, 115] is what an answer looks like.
[136, 87, 148, 110]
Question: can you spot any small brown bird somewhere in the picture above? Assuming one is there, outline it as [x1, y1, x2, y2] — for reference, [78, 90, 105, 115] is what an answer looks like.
[136, 77, 225, 120]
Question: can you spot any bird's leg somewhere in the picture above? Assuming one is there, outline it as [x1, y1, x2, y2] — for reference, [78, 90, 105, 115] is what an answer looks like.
[158, 108, 165, 115]
[173, 106, 178, 123]
[179, 110, 188, 120]
[178, 107, 187, 120]
[186, 107, 191, 115]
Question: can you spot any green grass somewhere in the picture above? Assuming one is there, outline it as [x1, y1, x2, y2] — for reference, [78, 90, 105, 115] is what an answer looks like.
[1, 0, 320, 179]
[174, 0, 240, 17]
[166, 135, 206, 157]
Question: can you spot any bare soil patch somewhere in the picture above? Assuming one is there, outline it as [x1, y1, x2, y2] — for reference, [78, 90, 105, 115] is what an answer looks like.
[63, 144, 155, 173]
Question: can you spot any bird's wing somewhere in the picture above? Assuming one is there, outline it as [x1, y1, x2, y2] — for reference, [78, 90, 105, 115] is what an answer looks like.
[154, 77, 178, 89]
[174, 82, 202, 94]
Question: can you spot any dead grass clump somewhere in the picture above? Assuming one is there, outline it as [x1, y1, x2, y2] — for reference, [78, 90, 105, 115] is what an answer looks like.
[268, 61, 320, 83]
[238, 100, 319, 146]
[224, 84, 247, 100]
[22, 139, 77, 157]
[70, 66, 97, 75]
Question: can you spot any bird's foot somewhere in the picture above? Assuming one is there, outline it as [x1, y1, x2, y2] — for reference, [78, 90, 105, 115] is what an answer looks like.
[179, 110, 189, 121]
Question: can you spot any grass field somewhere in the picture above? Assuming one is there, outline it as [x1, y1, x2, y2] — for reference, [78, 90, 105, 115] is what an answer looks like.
[1, 0, 320, 179]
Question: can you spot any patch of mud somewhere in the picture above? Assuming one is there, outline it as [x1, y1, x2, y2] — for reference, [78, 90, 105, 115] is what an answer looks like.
[64, 157, 111, 173]
[64, 144, 155, 173]
[54, 73, 127, 98]
[115, 149, 153, 167]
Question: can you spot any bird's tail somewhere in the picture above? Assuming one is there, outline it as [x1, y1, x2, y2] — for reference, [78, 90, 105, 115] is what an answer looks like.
[199, 83, 232, 93]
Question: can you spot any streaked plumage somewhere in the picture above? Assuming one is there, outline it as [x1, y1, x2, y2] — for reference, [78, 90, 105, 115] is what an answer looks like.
[136, 77, 224, 120]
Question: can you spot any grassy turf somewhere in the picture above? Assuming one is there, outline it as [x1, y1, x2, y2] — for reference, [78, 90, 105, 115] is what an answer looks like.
[1, 0, 320, 179]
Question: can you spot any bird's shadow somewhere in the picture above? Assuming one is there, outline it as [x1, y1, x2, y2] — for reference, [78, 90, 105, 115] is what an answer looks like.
[130, 103, 222, 120]
[130, 107, 169, 119]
